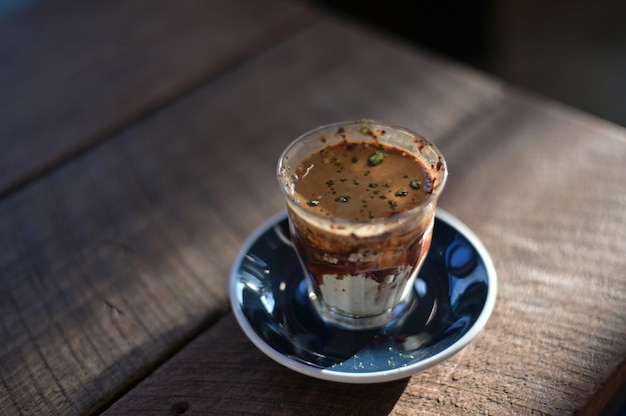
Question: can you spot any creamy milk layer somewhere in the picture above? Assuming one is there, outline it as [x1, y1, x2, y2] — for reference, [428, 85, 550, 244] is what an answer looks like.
[319, 266, 412, 316]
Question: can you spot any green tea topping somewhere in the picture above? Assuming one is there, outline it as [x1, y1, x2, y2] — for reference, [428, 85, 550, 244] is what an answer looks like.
[293, 140, 431, 220]
[367, 150, 386, 166]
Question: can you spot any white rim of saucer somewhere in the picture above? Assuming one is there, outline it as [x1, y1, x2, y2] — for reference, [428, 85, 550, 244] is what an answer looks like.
[229, 208, 498, 383]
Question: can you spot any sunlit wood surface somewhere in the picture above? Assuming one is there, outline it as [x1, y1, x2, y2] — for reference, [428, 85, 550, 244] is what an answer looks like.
[1, 1, 625, 415]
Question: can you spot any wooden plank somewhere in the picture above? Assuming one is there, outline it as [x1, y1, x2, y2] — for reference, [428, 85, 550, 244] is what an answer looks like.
[436, 93, 626, 415]
[103, 313, 414, 415]
[0, 15, 504, 416]
[0, 0, 317, 198]
[101, 94, 626, 415]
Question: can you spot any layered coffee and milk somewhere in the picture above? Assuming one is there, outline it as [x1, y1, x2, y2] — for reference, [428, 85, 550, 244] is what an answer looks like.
[278, 122, 446, 329]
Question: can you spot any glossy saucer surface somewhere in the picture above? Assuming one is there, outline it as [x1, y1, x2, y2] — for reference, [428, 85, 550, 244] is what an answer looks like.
[229, 209, 497, 383]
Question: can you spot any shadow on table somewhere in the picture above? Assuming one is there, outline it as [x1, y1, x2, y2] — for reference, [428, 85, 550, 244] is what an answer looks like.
[96, 313, 409, 415]
[205, 315, 411, 414]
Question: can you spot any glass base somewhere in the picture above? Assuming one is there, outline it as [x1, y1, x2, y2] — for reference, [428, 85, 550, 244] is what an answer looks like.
[307, 287, 415, 331]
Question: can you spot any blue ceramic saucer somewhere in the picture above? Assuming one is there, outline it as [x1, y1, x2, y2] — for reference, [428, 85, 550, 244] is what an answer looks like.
[229, 209, 497, 383]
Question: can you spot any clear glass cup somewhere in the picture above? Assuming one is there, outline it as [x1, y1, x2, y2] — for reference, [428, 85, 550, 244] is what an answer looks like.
[277, 120, 447, 330]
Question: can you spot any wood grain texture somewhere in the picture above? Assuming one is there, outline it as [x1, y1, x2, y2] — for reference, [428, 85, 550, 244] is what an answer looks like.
[0, 14, 504, 416]
[437, 93, 626, 415]
[99, 93, 626, 415]
[0, 0, 317, 197]
[103, 313, 411, 415]
[91, 18, 626, 416]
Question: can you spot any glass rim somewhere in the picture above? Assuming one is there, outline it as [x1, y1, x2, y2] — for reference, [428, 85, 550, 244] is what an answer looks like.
[277, 120, 448, 225]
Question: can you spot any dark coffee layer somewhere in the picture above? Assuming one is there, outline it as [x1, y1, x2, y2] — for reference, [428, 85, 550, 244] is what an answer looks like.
[289, 208, 433, 287]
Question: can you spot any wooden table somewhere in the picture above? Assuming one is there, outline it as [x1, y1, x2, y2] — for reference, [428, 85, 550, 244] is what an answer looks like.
[2, 1, 625, 414]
